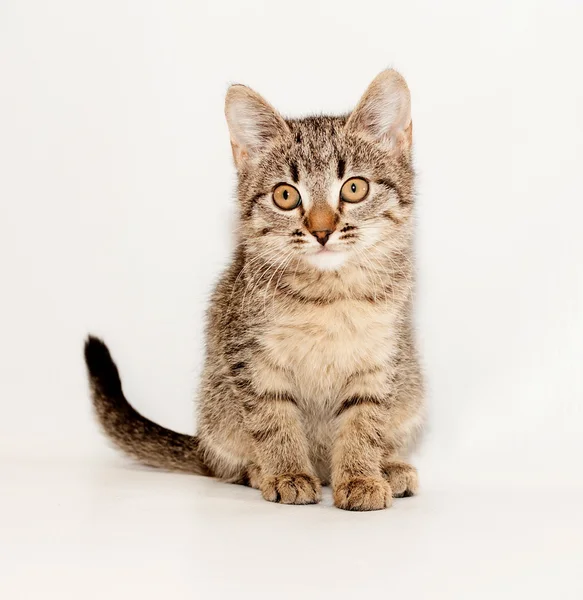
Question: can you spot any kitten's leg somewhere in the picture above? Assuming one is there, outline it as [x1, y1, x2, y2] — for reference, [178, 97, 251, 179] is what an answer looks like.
[232, 463, 261, 489]
[243, 392, 321, 505]
[381, 460, 419, 497]
[331, 396, 393, 511]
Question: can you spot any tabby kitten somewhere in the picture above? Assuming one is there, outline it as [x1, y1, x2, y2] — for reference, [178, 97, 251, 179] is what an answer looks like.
[84, 69, 424, 511]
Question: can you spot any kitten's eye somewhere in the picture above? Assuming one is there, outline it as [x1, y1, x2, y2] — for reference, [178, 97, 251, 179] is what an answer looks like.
[273, 184, 301, 210]
[340, 178, 369, 203]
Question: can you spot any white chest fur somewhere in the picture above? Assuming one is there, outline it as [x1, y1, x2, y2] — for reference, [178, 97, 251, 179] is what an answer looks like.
[262, 299, 397, 403]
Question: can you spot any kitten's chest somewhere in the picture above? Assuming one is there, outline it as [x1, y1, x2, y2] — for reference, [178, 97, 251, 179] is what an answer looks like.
[262, 299, 396, 400]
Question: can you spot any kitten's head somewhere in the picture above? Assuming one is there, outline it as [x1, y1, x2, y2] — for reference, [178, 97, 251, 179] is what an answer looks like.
[225, 70, 414, 273]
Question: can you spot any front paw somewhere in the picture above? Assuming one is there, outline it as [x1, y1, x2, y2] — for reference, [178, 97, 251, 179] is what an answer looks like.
[333, 476, 392, 511]
[261, 473, 321, 505]
[382, 462, 419, 497]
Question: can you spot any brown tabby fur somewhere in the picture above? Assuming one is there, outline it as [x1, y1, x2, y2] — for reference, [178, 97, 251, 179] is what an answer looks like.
[84, 69, 424, 510]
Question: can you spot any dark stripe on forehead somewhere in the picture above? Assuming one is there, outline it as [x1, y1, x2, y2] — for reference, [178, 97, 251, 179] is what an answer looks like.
[290, 162, 299, 183]
[295, 131, 302, 144]
[337, 158, 346, 179]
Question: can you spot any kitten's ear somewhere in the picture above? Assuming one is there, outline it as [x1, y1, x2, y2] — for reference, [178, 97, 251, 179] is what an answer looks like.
[346, 69, 412, 153]
[225, 85, 290, 169]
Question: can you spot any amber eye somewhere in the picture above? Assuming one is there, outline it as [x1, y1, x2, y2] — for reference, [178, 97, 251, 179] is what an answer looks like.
[340, 178, 369, 203]
[273, 184, 301, 210]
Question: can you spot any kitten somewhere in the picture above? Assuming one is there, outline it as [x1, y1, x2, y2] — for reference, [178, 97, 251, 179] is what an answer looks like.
[84, 69, 424, 511]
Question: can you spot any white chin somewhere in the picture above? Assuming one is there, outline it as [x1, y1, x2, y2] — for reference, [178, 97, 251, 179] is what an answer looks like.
[305, 250, 347, 271]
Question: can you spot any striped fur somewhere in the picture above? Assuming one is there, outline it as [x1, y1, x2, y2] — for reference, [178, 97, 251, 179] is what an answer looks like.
[84, 69, 424, 510]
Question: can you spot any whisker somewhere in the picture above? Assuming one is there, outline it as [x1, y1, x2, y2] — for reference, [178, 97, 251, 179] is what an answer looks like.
[241, 247, 289, 311]
[270, 252, 297, 313]
[228, 244, 289, 304]
[263, 250, 295, 314]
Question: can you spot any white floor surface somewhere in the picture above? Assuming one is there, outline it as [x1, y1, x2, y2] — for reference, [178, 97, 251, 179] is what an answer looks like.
[2, 455, 582, 600]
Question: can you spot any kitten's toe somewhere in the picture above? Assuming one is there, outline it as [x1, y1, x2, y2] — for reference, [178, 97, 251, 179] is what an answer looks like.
[261, 473, 321, 505]
[382, 462, 419, 497]
[333, 476, 392, 511]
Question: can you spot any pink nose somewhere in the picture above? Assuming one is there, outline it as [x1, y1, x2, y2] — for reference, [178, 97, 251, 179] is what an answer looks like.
[311, 229, 332, 246]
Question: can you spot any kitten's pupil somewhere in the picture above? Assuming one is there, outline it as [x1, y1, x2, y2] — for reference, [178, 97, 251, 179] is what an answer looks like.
[351, 183, 357, 193]
[283, 190, 289, 200]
